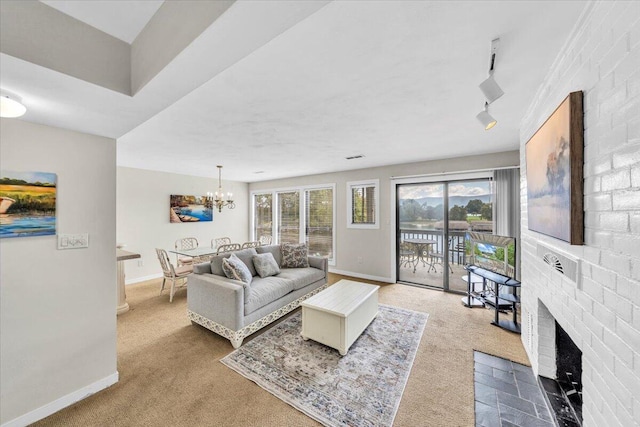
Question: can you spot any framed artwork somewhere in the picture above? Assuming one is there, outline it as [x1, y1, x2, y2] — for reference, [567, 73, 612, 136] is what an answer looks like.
[0, 170, 57, 238]
[525, 91, 584, 245]
[170, 194, 212, 223]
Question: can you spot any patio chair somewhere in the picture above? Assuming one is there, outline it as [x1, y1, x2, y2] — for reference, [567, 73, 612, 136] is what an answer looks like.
[174, 237, 198, 266]
[428, 249, 453, 274]
[156, 248, 191, 302]
[399, 241, 417, 269]
[258, 235, 272, 245]
[216, 243, 241, 254]
[448, 238, 466, 265]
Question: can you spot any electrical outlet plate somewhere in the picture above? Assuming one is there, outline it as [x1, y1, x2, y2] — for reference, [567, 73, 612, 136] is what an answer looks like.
[58, 233, 89, 249]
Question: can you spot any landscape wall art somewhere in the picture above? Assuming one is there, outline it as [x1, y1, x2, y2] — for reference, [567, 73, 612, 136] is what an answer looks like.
[170, 194, 213, 223]
[0, 170, 57, 238]
[525, 91, 583, 245]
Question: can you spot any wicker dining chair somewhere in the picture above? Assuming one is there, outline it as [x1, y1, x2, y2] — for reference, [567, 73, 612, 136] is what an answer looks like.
[241, 241, 261, 249]
[216, 243, 241, 254]
[212, 236, 232, 249]
[156, 248, 191, 302]
[174, 237, 199, 266]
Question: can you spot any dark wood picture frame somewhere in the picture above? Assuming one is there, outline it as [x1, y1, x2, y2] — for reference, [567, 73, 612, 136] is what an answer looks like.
[525, 91, 583, 245]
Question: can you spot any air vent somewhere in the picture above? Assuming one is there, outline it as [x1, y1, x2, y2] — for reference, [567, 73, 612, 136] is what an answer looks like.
[536, 243, 580, 288]
[542, 253, 564, 274]
[345, 154, 365, 160]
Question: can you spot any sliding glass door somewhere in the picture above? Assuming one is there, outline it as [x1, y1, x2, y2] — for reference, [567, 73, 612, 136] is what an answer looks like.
[397, 183, 445, 289]
[397, 179, 493, 291]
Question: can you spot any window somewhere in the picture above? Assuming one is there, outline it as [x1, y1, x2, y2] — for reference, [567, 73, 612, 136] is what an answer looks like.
[251, 184, 335, 264]
[347, 179, 379, 229]
[305, 188, 333, 259]
[277, 191, 300, 244]
[253, 193, 272, 243]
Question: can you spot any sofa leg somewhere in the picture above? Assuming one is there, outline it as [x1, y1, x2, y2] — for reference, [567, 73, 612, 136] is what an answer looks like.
[230, 337, 244, 349]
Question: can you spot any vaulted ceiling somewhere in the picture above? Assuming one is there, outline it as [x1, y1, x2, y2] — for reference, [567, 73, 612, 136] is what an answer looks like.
[0, 1, 587, 182]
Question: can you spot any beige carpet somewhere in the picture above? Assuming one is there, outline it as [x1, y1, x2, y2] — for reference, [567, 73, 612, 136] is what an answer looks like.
[35, 274, 529, 426]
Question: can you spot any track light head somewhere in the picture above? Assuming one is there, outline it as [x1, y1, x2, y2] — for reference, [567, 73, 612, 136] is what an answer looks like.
[477, 102, 497, 130]
[479, 75, 504, 104]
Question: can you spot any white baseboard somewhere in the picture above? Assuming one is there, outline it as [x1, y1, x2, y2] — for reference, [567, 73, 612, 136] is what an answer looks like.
[329, 268, 394, 284]
[1, 372, 119, 427]
[125, 273, 162, 285]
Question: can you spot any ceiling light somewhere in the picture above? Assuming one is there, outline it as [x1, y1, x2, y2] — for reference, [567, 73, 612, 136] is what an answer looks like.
[479, 75, 504, 104]
[206, 165, 235, 213]
[477, 102, 497, 130]
[0, 91, 27, 118]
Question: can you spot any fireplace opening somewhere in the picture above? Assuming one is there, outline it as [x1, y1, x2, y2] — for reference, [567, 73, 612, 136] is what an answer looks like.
[539, 321, 583, 426]
[556, 321, 583, 422]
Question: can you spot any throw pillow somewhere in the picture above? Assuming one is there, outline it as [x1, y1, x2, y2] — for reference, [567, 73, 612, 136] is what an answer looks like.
[280, 243, 309, 268]
[222, 253, 253, 284]
[252, 253, 281, 278]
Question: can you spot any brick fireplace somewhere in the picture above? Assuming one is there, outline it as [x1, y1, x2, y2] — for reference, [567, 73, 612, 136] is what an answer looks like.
[519, 2, 640, 426]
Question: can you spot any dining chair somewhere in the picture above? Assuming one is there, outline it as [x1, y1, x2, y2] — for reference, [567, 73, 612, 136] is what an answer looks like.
[174, 237, 199, 266]
[241, 241, 260, 249]
[212, 236, 231, 249]
[156, 248, 192, 302]
[216, 243, 241, 254]
[258, 235, 272, 245]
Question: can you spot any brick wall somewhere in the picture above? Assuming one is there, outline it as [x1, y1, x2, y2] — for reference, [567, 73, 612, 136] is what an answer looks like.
[519, 2, 640, 426]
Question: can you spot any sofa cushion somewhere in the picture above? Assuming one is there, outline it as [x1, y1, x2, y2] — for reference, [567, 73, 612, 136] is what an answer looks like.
[210, 253, 232, 276]
[281, 243, 309, 268]
[245, 276, 294, 315]
[234, 248, 259, 276]
[276, 267, 325, 291]
[222, 253, 253, 284]
[210, 248, 258, 277]
[255, 244, 282, 267]
[253, 252, 280, 278]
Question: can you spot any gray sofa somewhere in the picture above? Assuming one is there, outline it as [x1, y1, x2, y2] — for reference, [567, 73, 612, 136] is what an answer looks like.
[187, 244, 328, 348]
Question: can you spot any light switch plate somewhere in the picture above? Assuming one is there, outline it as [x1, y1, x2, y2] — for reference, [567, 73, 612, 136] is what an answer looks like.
[58, 233, 89, 249]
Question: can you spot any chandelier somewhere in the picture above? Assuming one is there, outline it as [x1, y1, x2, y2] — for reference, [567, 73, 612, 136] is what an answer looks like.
[207, 165, 235, 212]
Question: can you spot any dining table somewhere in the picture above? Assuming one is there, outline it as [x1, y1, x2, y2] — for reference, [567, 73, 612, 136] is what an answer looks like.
[169, 247, 220, 264]
[403, 238, 438, 273]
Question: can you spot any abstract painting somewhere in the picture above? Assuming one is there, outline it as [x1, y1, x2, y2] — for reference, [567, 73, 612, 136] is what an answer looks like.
[170, 195, 212, 223]
[526, 91, 583, 244]
[0, 170, 57, 238]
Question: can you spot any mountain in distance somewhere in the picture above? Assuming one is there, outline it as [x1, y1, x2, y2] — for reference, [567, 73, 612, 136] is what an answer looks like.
[407, 194, 492, 207]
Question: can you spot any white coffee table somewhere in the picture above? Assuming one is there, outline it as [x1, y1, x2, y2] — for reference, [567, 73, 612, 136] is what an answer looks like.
[300, 279, 379, 355]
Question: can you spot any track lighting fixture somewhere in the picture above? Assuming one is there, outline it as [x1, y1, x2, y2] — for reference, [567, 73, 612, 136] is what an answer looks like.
[479, 74, 504, 104]
[476, 102, 497, 130]
[476, 38, 502, 129]
[479, 38, 504, 104]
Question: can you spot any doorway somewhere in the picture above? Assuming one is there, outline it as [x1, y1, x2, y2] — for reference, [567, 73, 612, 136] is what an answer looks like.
[396, 179, 493, 291]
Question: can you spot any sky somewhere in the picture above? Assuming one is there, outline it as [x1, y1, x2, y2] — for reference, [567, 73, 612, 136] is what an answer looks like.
[1, 170, 57, 185]
[399, 181, 492, 199]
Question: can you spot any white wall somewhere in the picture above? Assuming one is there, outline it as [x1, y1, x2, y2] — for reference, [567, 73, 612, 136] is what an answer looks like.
[116, 166, 249, 283]
[0, 119, 117, 426]
[519, 2, 640, 426]
[250, 151, 519, 282]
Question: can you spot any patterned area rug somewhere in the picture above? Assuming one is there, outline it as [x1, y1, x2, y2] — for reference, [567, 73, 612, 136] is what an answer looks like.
[221, 304, 428, 427]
